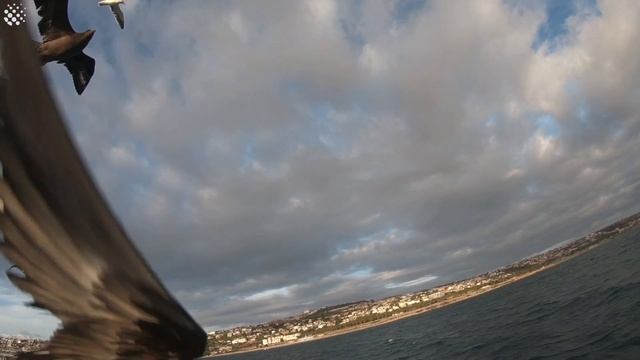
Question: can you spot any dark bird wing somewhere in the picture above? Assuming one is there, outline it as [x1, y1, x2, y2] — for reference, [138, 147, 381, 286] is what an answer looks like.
[111, 5, 125, 29]
[34, 0, 75, 41]
[0, 13, 207, 360]
[59, 52, 95, 95]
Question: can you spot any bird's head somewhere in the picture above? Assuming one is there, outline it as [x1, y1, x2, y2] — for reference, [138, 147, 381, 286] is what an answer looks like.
[84, 29, 96, 40]
[75, 30, 96, 49]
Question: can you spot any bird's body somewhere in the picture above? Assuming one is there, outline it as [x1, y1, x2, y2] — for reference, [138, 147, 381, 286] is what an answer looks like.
[99, 0, 125, 29]
[36, 30, 95, 63]
[34, 0, 96, 94]
[0, 4, 208, 359]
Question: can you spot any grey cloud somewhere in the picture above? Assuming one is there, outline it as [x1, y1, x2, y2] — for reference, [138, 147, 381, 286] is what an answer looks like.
[2, 0, 640, 336]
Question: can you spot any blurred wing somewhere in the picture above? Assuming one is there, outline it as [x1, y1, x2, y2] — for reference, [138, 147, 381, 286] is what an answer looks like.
[59, 52, 95, 95]
[111, 5, 124, 29]
[34, 0, 74, 41]
[0, 13, 206, 360]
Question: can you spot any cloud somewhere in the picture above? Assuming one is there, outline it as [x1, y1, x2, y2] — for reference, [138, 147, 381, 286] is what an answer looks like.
[385, 275, 438, 289]
[2, 0, 640, 336]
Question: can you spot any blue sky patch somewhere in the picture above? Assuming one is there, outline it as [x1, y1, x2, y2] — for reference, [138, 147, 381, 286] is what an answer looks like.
[394, 0, 428, 25]
[536, 114, 561, 137]
[532, 0, 599, 52]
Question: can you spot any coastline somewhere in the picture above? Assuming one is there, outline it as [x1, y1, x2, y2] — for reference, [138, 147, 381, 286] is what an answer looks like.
[206, 270, 540, 358]
[205, 235, 612, 358]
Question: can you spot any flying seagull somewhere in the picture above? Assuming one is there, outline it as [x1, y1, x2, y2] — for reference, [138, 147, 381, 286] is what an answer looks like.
[34, 0, 96, 95]
[99, 0, 125, 29]
[0, 12, 207, 360]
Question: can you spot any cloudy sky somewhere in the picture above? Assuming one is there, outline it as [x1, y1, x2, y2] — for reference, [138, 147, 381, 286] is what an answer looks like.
[2, 0, 640, 337]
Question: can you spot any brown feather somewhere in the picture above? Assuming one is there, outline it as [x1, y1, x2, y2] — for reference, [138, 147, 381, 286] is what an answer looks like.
[0, 6, 207, 359]
[34, 0, 75, 41]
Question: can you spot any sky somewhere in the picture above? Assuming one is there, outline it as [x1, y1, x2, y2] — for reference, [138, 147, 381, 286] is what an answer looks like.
[1, 0, 640, 337]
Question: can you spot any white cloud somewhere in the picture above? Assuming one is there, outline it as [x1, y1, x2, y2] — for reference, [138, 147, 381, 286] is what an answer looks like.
[244, 286, 294, 301]
[526, 131, 561, 161]
[307, 0, 337, 28]
[359, 44, 388, 75]
[107, 145, 145, 168]
[385, 275, 438, 289]
[446, 247, 475, 260]
[5, 0, 640, 335]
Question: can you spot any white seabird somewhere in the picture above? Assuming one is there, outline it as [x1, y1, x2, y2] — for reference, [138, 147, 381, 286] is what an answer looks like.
[99, 0, 125, 29]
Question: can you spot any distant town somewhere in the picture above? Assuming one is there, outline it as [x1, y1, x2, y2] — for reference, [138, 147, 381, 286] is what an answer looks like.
[1, 212, 639, 358]
[0, 337, 45, 359]
[204, 212, 640, 356]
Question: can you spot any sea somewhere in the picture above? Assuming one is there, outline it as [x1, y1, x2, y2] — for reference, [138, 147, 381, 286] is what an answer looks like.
[216, 226, 640, 360]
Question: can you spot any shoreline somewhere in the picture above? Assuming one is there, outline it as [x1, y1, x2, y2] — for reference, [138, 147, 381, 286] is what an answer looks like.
[206, 270, 540, 358]
[206, 238, 609, 358]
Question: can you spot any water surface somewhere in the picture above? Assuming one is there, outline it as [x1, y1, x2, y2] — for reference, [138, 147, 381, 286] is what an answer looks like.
[220, 227, 640, 359]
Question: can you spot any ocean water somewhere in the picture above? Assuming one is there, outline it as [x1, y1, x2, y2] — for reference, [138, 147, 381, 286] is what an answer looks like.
[218, 227, 640, 359]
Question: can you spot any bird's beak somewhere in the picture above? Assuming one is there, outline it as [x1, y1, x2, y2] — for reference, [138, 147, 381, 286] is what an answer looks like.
[88, 30, 96, 39]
